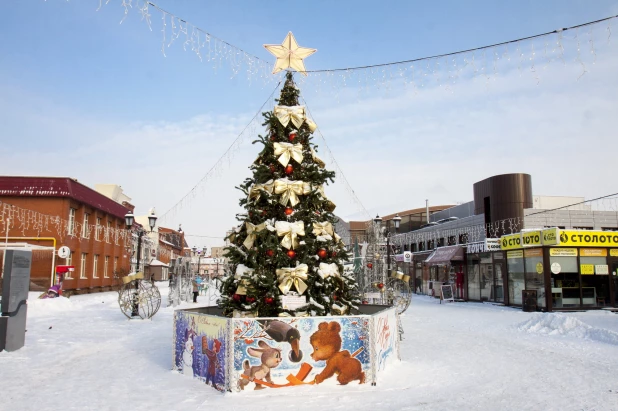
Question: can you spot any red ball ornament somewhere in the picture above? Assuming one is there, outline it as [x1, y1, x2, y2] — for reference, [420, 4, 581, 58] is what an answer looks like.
[288, 131, 297, 142]
[333, 295, 338, 301]
[284, 207, 293, 216]
[287, 250, 296, 258]
[261, 210, 267, 216]
[270, 133, 277, 142]
[317, 249, 328, 259]
[246, 296, 256, 304]
[285, 164, 293, 175]
[265, 297, 274, 304]
[269, 164, 276, 173]
[367, 263, 373, 269]
[377, 283, 384, 289]
[232, 294, 242, 302]
[331, 251, 337, 258]
[265, 249, 274, 257]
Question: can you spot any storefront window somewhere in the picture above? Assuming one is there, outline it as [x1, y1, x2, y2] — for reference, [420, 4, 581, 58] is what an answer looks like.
[524, 248, 545, 308]
[507, 250, 525, 305]
[580, 249, 609, 307]
[467, 261, 480, 300]
[549, 249, 579, 308]
[479, 253, 493, 301]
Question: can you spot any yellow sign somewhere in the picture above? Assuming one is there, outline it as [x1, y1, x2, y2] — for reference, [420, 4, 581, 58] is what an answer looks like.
[542, 228, 560, 246]
[507, 250, 523, 259]
[611, 249, 618, 257]
[580, 264, 594, 275]
[522, 230, 543, 247]
[580, 248, 607, 257]
[536, 262, 543, 274]
[524, 248, 543, 258]
[557, 230, 618, 247]
[500, 233, 522, 250]
[549, 248, 578, 257]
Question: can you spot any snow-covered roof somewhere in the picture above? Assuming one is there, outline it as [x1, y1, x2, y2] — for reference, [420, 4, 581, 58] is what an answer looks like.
[149, 259, 169, 267]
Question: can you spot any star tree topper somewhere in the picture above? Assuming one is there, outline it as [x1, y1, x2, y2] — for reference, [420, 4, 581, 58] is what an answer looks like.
[264, 32, 317, 76]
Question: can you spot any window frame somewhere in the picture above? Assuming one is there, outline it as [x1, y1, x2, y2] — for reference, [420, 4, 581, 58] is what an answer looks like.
[80, 253, 88, 279]
[93, 254, 99, 278]
[68, 208, 76, 236]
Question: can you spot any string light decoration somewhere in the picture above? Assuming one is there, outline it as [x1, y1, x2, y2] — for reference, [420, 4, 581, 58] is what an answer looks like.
[157, 81, 282, 222]
[83, 1, 618, 92]
[0, 200, 132, 247]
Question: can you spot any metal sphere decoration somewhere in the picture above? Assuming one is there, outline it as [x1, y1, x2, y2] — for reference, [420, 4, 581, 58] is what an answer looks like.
[118, 278, 161, 320]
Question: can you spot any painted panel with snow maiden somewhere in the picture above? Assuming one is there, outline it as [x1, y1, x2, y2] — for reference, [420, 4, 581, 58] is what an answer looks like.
[173, 311, 228, 391]
[231, 316, 370, 390]
[372, 307, 399, 374]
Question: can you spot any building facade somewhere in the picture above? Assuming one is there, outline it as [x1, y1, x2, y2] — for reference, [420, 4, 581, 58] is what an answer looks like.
[0, 176, 132, 293]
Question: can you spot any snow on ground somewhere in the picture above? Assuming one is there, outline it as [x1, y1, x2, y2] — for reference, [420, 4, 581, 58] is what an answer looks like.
[1, 285, 618, 411]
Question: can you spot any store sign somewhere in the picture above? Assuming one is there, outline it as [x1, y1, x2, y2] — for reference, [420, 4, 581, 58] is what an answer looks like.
[580, 264, 594, 275]
[521, 230, 542, 247]
[550, 248, 578, 257]
[536, 262, 543, 274]
[403, 251, 412, 263]
[610, 249, 618, 257]
[524, 248, 543, 258]
[595, 265, 609, 275]
[542, 228, 560, 245]
[557, 230, 618, 247]
[506, 250, 523, 259]
[500, 234, 522, 250]
[580, 248, 607, 257]
[551, 262, 561, 274]
[466, 239, 500, 254]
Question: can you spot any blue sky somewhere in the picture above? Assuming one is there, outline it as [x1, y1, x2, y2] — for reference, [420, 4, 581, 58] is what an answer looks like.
[1, 1, 618, 248]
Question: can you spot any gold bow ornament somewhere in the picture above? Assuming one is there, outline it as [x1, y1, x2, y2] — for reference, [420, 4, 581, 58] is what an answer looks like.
[317, 263, 340, 279]
[334, 232, 345, 245]
[313, 221, 334, 241]
[248, 180, 274, 203]
[234, 264, 254, 295]
[276, 264, 309, 295]
[311, 147, 325, 168]
[274, 105, 306, 128]
[274, 178, 306, 207]
[275, 220, 305, 250]
[273, 142, 304, 167]
[243, 221, 267, 249]
[122, 272, 144, 284]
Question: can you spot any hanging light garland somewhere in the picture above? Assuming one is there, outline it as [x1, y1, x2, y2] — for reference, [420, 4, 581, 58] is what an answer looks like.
[86, 0, 618, 92]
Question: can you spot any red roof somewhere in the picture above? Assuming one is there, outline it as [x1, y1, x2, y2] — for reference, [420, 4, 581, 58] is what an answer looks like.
[0, 176, 130, 219]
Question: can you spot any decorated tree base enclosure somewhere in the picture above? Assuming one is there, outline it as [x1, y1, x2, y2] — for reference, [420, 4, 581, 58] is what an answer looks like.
[173, 305, 399, 392]
[173, 34, 402, 391]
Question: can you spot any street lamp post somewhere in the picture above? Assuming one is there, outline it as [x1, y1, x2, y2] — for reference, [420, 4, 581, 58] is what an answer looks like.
[125, 209, 157, 317]
[192, 246, 207, 277]
[374, 213, 401, 283]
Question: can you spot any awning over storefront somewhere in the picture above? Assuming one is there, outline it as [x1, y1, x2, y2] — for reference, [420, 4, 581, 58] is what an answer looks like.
[425, 245, 464, 265]
[412, 251, 434, 262]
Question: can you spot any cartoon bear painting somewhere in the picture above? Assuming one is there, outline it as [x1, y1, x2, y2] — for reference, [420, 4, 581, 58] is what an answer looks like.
[309, 321, 365, 385]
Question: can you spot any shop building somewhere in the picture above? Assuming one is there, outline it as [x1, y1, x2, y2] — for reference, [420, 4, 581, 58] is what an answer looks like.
[347, 173, 618, 310]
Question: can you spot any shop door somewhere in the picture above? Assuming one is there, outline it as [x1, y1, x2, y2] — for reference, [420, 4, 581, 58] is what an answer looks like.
[494, 262, 505, 303]
[609, 258, 618, 307]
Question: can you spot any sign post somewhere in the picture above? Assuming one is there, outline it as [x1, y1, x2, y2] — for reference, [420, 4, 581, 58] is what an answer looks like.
[1, 249, 32, 352]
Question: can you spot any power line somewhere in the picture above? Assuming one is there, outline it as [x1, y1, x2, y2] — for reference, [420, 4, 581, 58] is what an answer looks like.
[526, 192, 618, 217]
[305, 14, 618, 73]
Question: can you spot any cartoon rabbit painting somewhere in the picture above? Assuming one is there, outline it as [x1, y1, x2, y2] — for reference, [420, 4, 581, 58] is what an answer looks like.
[238, 340, 282, 390]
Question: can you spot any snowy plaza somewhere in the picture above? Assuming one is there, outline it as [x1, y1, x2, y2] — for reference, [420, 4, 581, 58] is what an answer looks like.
[1, 285, 617, 410]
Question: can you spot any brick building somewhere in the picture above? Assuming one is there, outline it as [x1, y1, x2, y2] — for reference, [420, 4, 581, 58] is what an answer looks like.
[0, 176, 132, 293]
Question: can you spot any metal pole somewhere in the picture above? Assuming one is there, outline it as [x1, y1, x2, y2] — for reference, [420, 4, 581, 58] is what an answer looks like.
[132, 230, 143, 317]
[2, 217, 9, 279]
[386, 234, 391, 285]
[426, 199, 429, 224]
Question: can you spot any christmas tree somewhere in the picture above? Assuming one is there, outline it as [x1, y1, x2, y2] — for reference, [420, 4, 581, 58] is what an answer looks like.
[218, 72, 361, 318]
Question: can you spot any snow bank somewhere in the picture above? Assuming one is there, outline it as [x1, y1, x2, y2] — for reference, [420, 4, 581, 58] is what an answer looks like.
[518, 312, 618, 346]
[27, 296, 75, 317]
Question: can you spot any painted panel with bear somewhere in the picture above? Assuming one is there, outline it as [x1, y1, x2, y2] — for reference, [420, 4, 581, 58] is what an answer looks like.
[230, 316, 371, 391]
